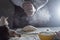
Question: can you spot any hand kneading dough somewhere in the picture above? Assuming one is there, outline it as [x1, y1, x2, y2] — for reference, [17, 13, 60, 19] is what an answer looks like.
[22, 25, 37, 32]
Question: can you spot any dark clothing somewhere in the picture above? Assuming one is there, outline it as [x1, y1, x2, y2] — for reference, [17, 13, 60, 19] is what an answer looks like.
[12, 5, 49, 29]
[13, 6, 29, 28]
[0, 25, 9, 40]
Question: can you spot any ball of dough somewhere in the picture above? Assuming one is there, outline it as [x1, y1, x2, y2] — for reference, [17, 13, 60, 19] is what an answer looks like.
[22, 25, 37, 32]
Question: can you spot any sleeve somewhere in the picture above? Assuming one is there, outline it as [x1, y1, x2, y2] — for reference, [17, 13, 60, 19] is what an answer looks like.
[11, 0, 23, 8]
[33, 0, 48, 11]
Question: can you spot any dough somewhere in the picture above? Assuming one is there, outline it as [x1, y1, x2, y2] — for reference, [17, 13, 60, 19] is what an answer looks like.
[22, 25, 37, 32]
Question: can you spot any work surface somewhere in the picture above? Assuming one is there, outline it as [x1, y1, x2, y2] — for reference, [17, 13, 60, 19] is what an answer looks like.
[10, 27, 60, 40]
[16, 27, 60, 34]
